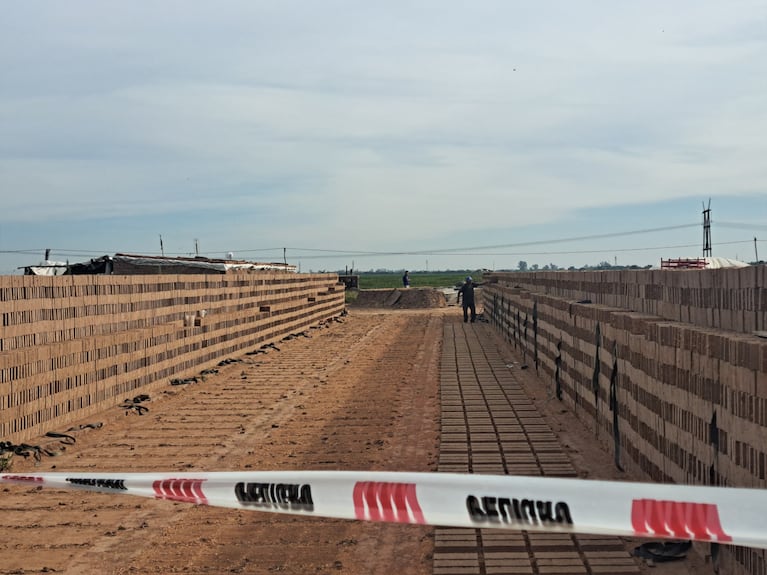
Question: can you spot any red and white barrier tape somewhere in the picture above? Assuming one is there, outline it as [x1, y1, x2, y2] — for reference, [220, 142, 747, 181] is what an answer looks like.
[1, 471, 763, 548]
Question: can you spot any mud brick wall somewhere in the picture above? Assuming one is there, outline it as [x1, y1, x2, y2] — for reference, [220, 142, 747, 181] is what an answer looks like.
[482, 269, 767, 575]
[503, 267, 766, 335]
[0, 273, 345, 443]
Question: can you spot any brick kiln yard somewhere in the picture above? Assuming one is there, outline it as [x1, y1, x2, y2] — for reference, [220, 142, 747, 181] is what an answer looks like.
[1, 291, 709, 575]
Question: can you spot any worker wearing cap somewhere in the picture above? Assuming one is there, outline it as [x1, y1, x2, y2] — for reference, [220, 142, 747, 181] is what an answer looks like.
[457, 276, 482, 323]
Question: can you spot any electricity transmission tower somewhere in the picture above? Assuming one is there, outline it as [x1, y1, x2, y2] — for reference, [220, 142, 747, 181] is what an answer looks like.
[702, 199, 712, 257]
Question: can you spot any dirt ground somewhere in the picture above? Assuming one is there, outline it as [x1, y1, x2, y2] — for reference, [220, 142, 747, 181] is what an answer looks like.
[2, 308, 442, 575]
[0, 290, 710, 575]
[349, 287, 448, 309]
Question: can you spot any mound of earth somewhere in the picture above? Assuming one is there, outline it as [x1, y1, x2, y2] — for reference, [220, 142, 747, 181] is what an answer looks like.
[350, 287, 447, 309]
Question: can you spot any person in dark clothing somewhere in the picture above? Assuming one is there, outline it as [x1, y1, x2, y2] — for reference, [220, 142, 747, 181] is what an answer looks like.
[402, 271, 410, 288]
[457, 276, 482, 322]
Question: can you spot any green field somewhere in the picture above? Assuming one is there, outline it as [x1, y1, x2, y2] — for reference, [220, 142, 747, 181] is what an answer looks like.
[357, 271, 483, 290]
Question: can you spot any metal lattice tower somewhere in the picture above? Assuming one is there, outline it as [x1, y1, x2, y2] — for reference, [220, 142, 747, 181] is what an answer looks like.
[702, 199, 712, 257]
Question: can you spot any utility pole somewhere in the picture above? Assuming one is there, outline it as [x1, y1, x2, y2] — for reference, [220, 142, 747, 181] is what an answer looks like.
[756, 237, 760, 263]
[159, 235, 164, 256]
[194, 238, 199, 257]
[702, 199, 712, 257]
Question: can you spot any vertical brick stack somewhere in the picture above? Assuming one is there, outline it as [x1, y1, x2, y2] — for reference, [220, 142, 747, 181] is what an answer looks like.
[0, 272, 345, 444]
[483, 268, 767, 575]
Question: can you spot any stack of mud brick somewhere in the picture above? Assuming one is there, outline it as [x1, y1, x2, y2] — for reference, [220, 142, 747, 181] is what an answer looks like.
[0, 273, 344, 443]
[483, 267, 767, 575]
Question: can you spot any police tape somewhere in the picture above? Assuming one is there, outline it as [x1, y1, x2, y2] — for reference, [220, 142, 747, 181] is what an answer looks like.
[1, 470, 764, 548]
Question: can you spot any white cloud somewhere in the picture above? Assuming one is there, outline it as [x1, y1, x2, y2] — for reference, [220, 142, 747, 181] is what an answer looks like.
[1, 1, 765, 270]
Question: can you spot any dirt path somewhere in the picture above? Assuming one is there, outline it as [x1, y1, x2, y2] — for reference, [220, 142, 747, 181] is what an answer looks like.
[1, 305, 710, 575]
[2, 310, 441, 575]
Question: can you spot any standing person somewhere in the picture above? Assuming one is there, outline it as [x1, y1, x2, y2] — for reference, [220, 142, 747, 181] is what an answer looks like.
[457, 275, 482, 323]
[402, 270, 410, 288]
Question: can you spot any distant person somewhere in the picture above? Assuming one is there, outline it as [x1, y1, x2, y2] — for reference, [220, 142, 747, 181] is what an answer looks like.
[402, 271, 410, 288]
[457, 276, 483, 323]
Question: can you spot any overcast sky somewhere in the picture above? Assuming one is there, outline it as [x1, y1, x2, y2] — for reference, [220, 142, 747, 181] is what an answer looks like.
[1, 1, 765, 273]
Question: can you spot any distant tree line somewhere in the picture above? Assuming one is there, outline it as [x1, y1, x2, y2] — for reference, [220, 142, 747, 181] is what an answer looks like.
[515, 260, 653, 272]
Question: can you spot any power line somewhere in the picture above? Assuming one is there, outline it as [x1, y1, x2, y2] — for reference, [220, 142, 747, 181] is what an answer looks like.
[0, 249, 51, 255]
[714, 222, 767, 231]
[270, 239, 763, 260]
[405, 223, 703, 255]
[217, 223, 703, 258]
[3, 222, 762, 262]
